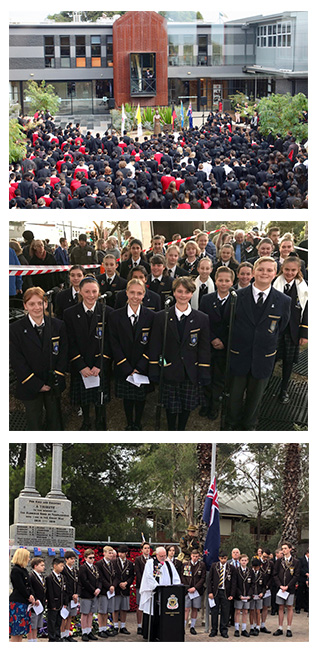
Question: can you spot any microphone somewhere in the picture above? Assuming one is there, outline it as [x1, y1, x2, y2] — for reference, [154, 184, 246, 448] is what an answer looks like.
[98, 291, 112, 300]
[230, 290, 237, 299]
[164, 296, 175, 309]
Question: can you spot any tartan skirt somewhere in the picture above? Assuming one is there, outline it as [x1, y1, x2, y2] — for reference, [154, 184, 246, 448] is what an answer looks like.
[276, 332, 299, 366]
[70, 371, 110, 407]
[9, 602, 31, 637]
[162, 380, 205, 414]
[114, 377, 149, 401]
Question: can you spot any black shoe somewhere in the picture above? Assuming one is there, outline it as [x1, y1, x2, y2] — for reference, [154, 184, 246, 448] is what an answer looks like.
[97, 631, 109, 639]
[112, 629, 119, 636]
[271, 611, 276, 616]
[66, 637, 77, 642]
[221, 632, 229, 638]
[87, 632, 98, 641]
[249, 629, 255, 636]
[190, 627, 197, 635]
[286, 630, 293, 637]
[273, 629, 283, 636]
[81, 635, 89, 642]
[295, 609, 301, 614]
[241, 630, 250, 637]
[119, 627, 130, 635]
[260, 627, 271, 633]
[199, 406, 208, 417]
[107, 629, 117, 637]
[137, 627, 143, 635]
[234, 630, 240, 637]
[209, 631, 217, 637]
[253, 628, 259, 636]
[279, 390, 290, 404]
[125, 424, 133, 430]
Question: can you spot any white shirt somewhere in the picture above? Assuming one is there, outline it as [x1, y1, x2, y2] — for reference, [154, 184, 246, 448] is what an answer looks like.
[151, 274, 163, 282]
[217, 292, 229, 305]
[252, 283, 272, 303]
[83, 302, 97, 313]
[106, 273, 116, 284]
[127, 304, 141, 324]
[167, 266, 176, 277]
[72, 287, 79, 300]
[132, 257, 141, 267]
[175, 303, 192, 320]
[28, 314, 45, 328]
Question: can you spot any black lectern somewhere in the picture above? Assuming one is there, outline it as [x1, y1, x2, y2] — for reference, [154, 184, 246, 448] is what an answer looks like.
[156, 584, 185, 641]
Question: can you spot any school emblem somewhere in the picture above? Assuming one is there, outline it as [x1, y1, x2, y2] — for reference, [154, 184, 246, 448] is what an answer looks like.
[141, 330, 149, 344]
[96, 323, 103, 338]
[52, 339, 59, 355]
[269, 320, 277, 333]
[190, 333, 198, 346]
[167, 594, 179, 610]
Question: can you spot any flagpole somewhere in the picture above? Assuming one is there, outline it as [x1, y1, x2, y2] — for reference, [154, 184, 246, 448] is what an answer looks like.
[205, 442, 217, 633]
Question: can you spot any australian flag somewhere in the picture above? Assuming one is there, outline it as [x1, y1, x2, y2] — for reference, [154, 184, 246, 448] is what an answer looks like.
[202, 476, 220, 570]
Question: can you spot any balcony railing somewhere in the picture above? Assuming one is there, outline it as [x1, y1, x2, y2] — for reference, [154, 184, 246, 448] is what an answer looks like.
[130, 74, 156, 96]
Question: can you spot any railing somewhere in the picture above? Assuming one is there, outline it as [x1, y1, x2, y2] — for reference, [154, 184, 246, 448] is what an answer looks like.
[130, 74, 156, 96]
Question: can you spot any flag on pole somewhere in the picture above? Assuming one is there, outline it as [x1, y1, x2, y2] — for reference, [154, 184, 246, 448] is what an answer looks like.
[172, 105, 177, 130]
[121, 103, 126, 137]
[202, 476, 220, 570]
[141, 532, 146, 543]
[180, 101, 184, 129]
[187, 102, 193, 129]
[136, 104, 143, 137]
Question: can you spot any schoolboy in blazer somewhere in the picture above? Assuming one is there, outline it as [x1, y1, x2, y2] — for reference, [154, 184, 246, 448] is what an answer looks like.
[46, 557, 67, 642]
[96, 253, 127, 308]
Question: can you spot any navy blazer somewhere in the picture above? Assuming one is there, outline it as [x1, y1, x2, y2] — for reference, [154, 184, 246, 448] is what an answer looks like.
[199, 291, 231, 346]
[109, 305, 154, 380]
[149, 306, 211, 385]
[96, 272, 127, 308]
[119, 257, 150, 280]
[230, 285, 291, 379]
[114, 287, 161, 312]
[10, 315, 68, 401]
[54, 287, 79, 319]
[63, 301, 113, 373]
[146, 274, 173, 309]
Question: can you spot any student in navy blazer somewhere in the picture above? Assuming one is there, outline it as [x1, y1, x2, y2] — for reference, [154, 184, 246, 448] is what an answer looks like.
[228, 256, 291, 430]
[114, 266, 161, 312]
[119, 239, 150, 279]
[96, 254, 127, 308]
[109, 279, 154, 430]
[54, 264, 85, 319]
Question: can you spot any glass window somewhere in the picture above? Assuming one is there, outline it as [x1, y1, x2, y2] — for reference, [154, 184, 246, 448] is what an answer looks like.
[60, 36, 70, 68]
[287, 34, 291, 47]
[44, 36, 55, 68]
[130, 53, 156, 95]
[76, 35, 86, 66]
[91, 35, 101, 66]
[107, 36, 113, 67]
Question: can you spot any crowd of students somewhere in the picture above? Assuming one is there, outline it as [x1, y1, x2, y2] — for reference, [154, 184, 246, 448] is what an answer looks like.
[9, 109, 308, 209]
[9, 224, 308, 431]
[9, 541, 308, 641]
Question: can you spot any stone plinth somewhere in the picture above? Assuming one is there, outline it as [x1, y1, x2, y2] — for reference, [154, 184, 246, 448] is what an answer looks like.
[10, 495, 75, 549]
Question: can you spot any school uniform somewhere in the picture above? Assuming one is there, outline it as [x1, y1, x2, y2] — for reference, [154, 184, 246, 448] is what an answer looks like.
[228, 284, 291, 430]
[134, 555, 150, 607]
[79, 562, 102, 614]
[234, 566, 252, 610]
[179, 257, 200, 279]
[96, 272, 127, 308]
[29, 570, 46, 631]
[260, 559, 274, 607]
[9, 315, 68, 430]
[119, 257, 150, 280]
[109, 305, 154, 403]
[149, 306, 211, 422]
[199, 291, 231, 418]
[96, 558, 116, 615]
[273, 276, 308, 399]
[190, 276, 215, 311]
[172, 558, 183, 580]
[211, 259, 239, 283]
[45, 571, 67, 642]
[166, 265, 189, 279]
[63, 301, 113, 410]
[54, 286, 79, 320]
[113, 558, 134, 612]
[114, 287, 161, 312]
[181, 559, 206, 609]
[249, 568, 266, 611]
[208, 562, 236, 637]
[146, 274, 173, 310]
[296, 555, 309, 613]
[273, 556, 300, 607]
[62, 564, 79, 616]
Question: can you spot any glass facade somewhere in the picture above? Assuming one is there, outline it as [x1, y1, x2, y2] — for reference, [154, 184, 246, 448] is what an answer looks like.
[130, 53, 156, 95]
[44, 36, 55, 68]
[22, 80, 114, 115]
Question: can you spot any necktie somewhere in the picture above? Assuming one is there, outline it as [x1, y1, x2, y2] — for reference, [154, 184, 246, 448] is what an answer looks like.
[168, 269, 172, 276]
[284, 283, 290, 293]
[34, 323, 45, 339]
[131, 314, 138, 332]
[153, 278, 160, 286]
[257, 292, 264, 306]
[180, 314, 186, 322]
[107, 278, 112, 285]
[133, 261, 138, 267]
[218, 564, 224, 588]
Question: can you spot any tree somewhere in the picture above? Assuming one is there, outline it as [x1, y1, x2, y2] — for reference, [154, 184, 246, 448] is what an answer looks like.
[265, 221, 307, 241]
[280, 444, 301, 550]
[9, 119, 27, 163]
[47, 11, 126, 22]
[257, 93, 308, 142]
[158, 11, 203, 21]
[24, 80, 60, 116]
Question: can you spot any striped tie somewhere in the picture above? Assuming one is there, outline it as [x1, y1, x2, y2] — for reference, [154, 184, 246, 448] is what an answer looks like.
[218, 564, 224, 588]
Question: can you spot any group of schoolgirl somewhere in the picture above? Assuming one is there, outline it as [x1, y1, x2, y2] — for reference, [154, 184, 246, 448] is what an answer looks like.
[9, 231, 308, 431]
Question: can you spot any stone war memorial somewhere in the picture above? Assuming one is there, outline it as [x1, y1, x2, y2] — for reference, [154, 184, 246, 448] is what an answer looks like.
[10, 443, 75, 573]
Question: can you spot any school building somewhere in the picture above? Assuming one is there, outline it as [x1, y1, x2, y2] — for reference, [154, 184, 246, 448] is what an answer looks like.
[9, 10, 308, 116]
